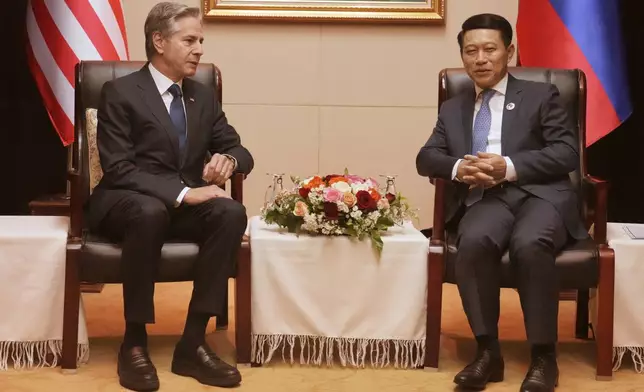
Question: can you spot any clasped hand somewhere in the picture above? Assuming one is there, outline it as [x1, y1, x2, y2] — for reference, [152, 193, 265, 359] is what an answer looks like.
[182, 154, 235, 205]
[202, 153, 235, 185]
[457, 152, 507, 188]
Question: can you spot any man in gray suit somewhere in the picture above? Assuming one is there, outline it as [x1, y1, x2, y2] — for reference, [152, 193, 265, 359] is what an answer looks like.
[416, 13, 588, 392]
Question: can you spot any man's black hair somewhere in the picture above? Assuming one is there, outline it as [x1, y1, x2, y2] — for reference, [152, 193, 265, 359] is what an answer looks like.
[457, 13, 513, 51]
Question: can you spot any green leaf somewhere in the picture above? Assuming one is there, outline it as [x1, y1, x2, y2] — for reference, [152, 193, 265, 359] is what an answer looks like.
[371, 232, 383, 254]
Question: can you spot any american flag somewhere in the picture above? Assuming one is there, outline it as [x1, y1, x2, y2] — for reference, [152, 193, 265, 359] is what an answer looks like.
[26, 0, 129, 146]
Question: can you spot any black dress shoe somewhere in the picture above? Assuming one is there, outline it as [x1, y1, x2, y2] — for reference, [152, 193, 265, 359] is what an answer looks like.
[453, 349, 504, 390]
[171, 342, 241, 387]
[520, 354, 559, 392]
[117, 345, 159, 392]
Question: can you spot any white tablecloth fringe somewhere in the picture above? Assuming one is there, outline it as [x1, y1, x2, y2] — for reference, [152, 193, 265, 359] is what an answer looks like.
[613, 346, 644, 373]
[0, 340, 90, 371]
[251, 334, 425, 369]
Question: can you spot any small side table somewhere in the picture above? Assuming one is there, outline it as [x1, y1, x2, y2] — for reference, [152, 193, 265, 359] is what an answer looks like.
[591, 222, 644, 374]
[28, 193, 71, 216]
[28, 194, 104, 294]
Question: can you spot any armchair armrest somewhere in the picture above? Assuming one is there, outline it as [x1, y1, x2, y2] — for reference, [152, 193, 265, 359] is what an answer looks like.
[430, 178, 447, 245]
[230, 173, 244, 203]
[68, 139, 84, 240]
[582, 175, 609, 245]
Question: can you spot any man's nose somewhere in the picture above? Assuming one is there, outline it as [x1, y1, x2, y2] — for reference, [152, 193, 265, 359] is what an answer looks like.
[194, 42, 203, 55]
[475, 51, 487, 64]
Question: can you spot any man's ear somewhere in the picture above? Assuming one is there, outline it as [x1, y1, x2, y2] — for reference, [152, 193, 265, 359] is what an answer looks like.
[152, 31, 165, 56]
[507, 43, 516, 64]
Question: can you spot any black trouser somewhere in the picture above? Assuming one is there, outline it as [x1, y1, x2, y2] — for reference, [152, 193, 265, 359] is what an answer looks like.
[98, 193, 247, 323]
[454, 186, 568, 344]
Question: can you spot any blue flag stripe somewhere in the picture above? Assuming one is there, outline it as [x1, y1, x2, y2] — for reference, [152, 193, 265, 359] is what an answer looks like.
[548, 0, 632, 121]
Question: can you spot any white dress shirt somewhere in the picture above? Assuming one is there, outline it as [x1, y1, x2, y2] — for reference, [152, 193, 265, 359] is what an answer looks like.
[451, 73, 517, 182]
[148, 63, 191, 205]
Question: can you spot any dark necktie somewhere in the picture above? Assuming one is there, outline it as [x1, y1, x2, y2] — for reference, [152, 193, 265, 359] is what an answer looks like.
[465, 89, 495, 206]
[167, 83, 187, 150]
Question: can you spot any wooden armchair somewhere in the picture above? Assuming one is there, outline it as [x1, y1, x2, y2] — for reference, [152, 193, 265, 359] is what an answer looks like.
[61, 60, 252, 371]
[423, 67, 615, 380]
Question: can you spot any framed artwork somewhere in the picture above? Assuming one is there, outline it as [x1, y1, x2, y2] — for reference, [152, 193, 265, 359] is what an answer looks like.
[202, 0, 445, 24]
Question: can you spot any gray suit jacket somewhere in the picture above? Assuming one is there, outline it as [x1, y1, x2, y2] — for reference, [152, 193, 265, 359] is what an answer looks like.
[416, 74, 587, 240]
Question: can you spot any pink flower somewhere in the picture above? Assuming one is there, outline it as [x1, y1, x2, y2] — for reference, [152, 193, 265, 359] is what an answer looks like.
[323, 187, 343, 203]
[345, 174, 365, 184]
[366, 177, 379, 188]
[293, 201, 308, 217]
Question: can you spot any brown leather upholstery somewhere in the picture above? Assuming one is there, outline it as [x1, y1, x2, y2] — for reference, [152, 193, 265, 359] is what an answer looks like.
[437, 67, 598, 289]
[74, 61, 223, 283]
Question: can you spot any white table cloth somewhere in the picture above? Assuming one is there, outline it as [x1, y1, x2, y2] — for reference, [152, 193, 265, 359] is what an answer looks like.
[590, 222, 644, 373]
[0, 216, 89, 370]
[248, 216, 429, 368]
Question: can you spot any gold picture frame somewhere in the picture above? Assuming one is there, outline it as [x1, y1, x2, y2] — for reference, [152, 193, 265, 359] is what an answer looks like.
[202, 0, 445, 24]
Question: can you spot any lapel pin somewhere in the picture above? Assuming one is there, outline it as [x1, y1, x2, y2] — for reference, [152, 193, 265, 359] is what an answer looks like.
[189, 97, 195, 102]
[506, 102, 515, 110]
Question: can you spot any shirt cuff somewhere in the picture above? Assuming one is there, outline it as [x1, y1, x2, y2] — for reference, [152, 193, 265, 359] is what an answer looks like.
[174, 186, 190, 207]
[222, 154, 238, 170]
[451, 159, 463, 181]
[503, 157, 517, 182]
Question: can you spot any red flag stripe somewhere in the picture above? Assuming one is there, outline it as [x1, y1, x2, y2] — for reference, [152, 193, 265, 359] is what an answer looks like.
[31, 0, 79, 86]
[64, 0, 119, 61]
[27, 43, 75, 146]
[28, 0, 129, 145]
[108, 0, 129, 57]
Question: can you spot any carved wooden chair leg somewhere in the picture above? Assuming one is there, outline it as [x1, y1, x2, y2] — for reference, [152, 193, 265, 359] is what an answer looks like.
[595, 246, 615, 381]
[61, 248, 81, 373]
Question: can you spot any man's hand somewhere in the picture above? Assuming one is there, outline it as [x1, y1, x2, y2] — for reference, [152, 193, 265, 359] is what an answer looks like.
[462, 152, 507, 187]
[183, 185, 230, 205]
[203, 154, 235, 185]
[456, 159, 495, 186]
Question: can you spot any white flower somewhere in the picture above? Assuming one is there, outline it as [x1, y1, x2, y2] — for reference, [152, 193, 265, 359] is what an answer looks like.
[331, 181, 352, 193]
[351, 182, 370, 193]
[337, 203, 349, 213]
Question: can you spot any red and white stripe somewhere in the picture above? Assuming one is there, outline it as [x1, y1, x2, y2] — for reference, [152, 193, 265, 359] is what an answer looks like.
[27, 0, 129, 146]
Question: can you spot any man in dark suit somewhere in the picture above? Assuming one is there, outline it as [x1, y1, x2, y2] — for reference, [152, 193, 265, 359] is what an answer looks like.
[416, 14, 588, 392]
[88, 2, 253, 391]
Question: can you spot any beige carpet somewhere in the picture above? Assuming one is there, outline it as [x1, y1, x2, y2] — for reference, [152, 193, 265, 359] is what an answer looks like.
[2, 282, 642, 391]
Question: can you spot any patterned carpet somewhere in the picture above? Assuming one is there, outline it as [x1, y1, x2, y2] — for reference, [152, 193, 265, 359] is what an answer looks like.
[2, 283, 642, 391]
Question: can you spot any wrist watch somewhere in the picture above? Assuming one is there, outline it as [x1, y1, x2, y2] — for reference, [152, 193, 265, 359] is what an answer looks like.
[222, 154, 238, 170]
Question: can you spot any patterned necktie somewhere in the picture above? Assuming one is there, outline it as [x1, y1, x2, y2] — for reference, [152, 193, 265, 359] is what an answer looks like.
[167, 83, 187, 150]
[465, 89, 495, 206]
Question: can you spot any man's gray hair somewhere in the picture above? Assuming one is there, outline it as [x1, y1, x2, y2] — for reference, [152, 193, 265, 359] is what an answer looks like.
[144, 2, 201, 60]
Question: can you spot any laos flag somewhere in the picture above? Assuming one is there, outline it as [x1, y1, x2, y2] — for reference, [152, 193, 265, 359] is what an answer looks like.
[516, 0, 632, 146]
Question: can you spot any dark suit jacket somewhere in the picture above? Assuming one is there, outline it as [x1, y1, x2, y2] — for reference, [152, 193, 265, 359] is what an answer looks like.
[88, 64, 254, 228]
[416, 74, 587, 240]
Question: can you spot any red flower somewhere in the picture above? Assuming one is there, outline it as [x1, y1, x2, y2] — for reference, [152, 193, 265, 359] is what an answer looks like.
[386, 193, 396, 203]
[299, 187, 311, 198]
[356, 190, 377, 211]
[323, 202, 339, 219]
[324, 174, 344, 183]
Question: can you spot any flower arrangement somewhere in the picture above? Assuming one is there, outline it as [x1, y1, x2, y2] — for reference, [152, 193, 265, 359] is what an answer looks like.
[260, 170, 416, 251]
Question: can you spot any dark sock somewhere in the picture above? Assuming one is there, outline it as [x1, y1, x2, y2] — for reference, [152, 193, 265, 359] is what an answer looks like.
[180, 312, 210, 349]
[123, 322, 148, 348]
[475, 335, 501, 356]
[531, 343, 556, 358]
